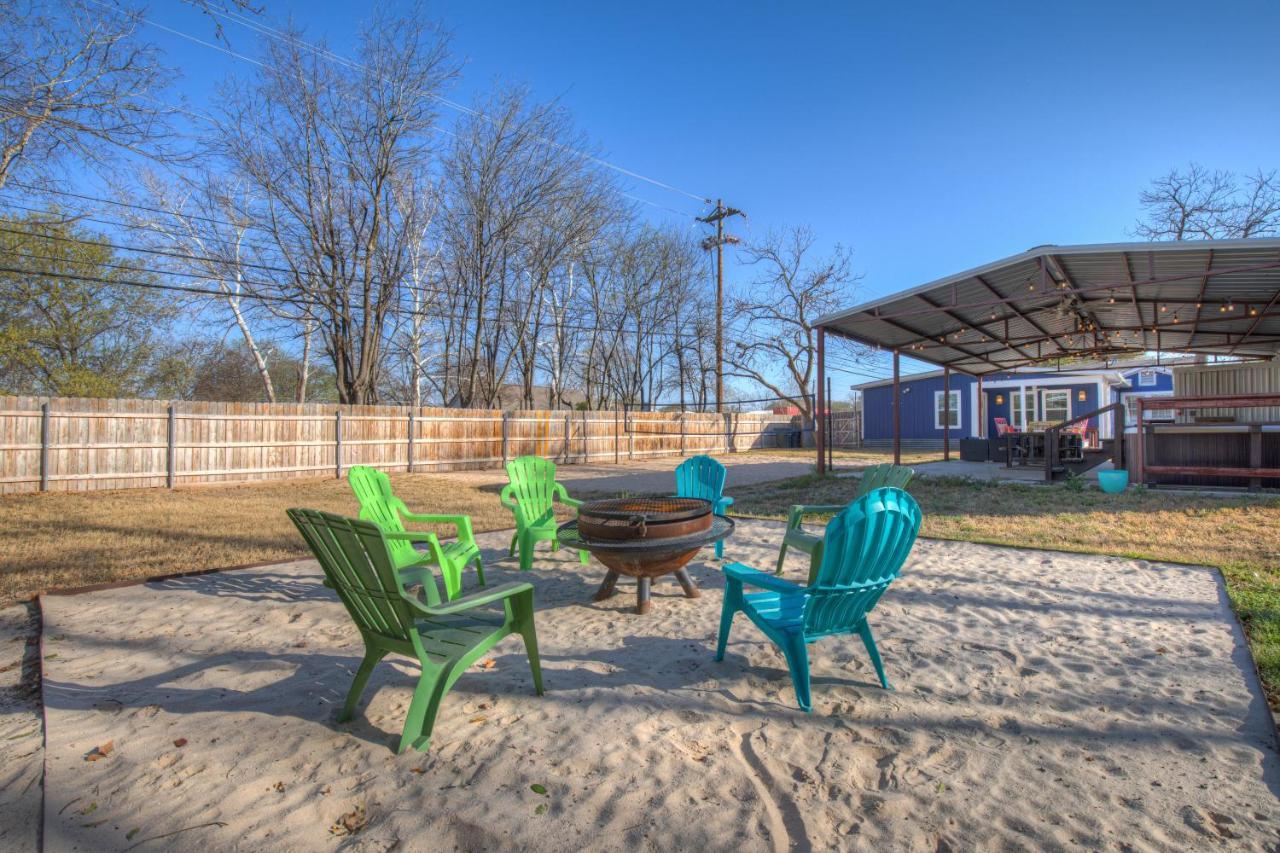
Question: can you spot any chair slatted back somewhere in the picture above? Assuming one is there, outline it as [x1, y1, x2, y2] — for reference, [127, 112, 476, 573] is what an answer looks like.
[674, 455, 726, 505]
[288, 509, 418, 645]
[855, 463, 915, 497]
[348, 466, 420, 568]
[505, 456, 558, 525]
[803, 488, 922, 638]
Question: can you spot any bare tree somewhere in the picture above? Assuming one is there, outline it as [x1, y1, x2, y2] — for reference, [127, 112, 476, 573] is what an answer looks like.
[0, 0, 173, 190]
[437, 85, 618, 408]
[211, 12, 456, 404]
[125, 169, 284, 401]
[727, 226, 864, 424]
[1135, 163, 1280, 240]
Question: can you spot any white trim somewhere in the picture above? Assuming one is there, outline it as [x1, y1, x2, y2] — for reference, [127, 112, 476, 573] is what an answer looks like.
[1042, 389, 1071, 424]
[933, 389, 961, 430]
[969, 381, 980, 437]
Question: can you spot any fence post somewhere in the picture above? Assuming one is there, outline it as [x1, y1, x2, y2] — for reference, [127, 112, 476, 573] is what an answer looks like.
[679, 411, 686, 456]
[335, 410, 343, 479]
[613, 409, 619, 464]
[166, 405, 176, 489]
[501, 412, 509, 466]
[407, 411, 415, 473]
[39, 402, 49, 492]
[582, 411, 589, 461]
[564, 414, 571, 463]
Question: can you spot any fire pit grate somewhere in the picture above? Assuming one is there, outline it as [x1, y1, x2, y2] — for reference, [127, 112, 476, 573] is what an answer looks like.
[576, 497, 709, 524]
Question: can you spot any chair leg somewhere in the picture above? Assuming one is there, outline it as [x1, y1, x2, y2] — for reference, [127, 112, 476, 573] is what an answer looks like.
[473, 553, 486, 587]
[508, 532, 519, 558]
[340, 646, 387, 723]
[513, 597, 544, 695]
[857, 620, 890, 689]
[775, 541, 788, 574]
[714, 538, 725, 560]
[779, 633, 812, 712]
[518, 533, 534, 572]
[715, 580, 743, 661]
[440, 560, 462, 601]
[578, 549, 589, 566]
[398, 664, 451, 754]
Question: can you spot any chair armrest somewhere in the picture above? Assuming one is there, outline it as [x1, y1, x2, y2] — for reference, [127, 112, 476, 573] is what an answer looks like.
[400, 511, 468, 527]
[383, 530, 441, 544]
[723, 562, 806, 594]
[554, 484, 581, 508]
[793, 504, 845, 519]
[715, 495, 734, 512]
[499, 484, 518, 510]
[413, 581, 533, 616]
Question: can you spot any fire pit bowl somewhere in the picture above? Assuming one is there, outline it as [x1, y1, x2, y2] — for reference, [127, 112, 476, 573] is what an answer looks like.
[557, 497, 734, 614]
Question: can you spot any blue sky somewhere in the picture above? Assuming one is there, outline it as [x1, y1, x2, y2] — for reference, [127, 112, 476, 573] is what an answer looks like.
[139, 0, 1280, 393]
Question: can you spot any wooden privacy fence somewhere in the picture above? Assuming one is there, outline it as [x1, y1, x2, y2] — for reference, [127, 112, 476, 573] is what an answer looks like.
[0, 396, 797, 494]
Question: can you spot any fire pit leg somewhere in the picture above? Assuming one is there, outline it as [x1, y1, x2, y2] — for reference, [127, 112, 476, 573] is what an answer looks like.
[593, 570, 621, 601]
[673, 568, 701, 599]
[636, 577, 651, 615]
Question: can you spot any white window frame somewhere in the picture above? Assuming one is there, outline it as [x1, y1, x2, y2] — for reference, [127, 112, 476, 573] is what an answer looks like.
[934, 389, 961, 430]
[1138, 369, 1158, 387]
[1042, 390, 1071, 424]
[1010, 387, 1035, 430]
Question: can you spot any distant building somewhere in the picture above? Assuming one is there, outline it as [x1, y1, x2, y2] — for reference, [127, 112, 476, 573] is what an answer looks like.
[852, 358, 1184, 449]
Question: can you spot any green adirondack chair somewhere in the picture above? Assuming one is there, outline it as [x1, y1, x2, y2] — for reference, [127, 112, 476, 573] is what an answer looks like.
[774, 463, 914, 580]
[347, 466, 484, 601]
[287, 508, 543, 754]
[716, 487, 922, 712]
[501, 456, 589, 572]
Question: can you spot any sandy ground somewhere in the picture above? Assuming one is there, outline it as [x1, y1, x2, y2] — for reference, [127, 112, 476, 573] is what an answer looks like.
[36, 522, 1280, 851]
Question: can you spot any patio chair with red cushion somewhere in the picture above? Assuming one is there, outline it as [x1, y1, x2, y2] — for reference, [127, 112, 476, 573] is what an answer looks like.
[994, 417, 1019, 436]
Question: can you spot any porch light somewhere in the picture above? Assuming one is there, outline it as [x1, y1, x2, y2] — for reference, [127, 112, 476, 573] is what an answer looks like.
[995, 394, 1004, 405]
[1077, 390, 1087, 401]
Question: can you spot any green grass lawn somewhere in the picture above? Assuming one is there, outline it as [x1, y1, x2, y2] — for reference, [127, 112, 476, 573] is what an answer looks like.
[732, 473, 1280, 708]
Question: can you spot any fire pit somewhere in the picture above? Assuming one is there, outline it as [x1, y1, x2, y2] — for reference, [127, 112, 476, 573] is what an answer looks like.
[556, 497, 734, 614]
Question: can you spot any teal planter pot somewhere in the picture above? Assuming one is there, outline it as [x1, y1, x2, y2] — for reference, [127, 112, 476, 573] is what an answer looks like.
[1098, 470, 1129, 494]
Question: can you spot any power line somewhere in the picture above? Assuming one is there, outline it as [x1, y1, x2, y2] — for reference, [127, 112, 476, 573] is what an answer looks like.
[86, 0, 712, 206]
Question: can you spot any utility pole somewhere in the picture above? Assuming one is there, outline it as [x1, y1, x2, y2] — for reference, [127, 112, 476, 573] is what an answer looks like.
[697, 199, 745, 413]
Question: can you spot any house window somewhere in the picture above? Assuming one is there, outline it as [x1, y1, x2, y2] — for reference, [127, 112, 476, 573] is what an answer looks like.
[1138, 370, 1157, 387]
[1124, 394, 1174, 425]
[1042, 390, 1070, 424]
[934, 390, 961, 429]
[1010, 388, 1035, 430]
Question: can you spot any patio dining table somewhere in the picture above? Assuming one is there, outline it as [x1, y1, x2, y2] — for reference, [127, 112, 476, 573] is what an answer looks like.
[1006, 430, 1084, 467]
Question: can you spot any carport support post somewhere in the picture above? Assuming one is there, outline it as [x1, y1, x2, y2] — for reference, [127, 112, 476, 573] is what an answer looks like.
[977, 375, 985, 439]
[816, 326, 826, 475]
[943, 367, 951, 461]
[892, 350, 901, 466]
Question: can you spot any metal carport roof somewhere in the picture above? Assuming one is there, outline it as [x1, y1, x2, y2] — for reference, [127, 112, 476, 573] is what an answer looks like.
[816, 238, 1280, 376]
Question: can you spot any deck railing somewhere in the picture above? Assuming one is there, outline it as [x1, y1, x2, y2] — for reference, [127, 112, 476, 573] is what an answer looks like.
[1042, 402, 1126, 482]
[1134, 394, 1280, 488]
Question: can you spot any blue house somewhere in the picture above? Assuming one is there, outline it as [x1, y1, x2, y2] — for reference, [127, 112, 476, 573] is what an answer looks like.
[854, 359, 1178, 449]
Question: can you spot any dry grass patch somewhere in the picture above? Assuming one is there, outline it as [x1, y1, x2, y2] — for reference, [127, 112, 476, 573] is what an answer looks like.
[0, 474, 518, 605]
[734, 473, 1280, 706]
[740, 447, 944, 466]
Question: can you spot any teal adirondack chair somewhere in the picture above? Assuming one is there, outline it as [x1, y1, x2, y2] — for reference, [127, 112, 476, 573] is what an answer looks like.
[775, 463, 914, 579]
[348, 465, 484, 601]
[287, 508, 543, 754]
[674, 454, 734, 559]
[501, 456, 589, 572]
[716, 487, 922, 712]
